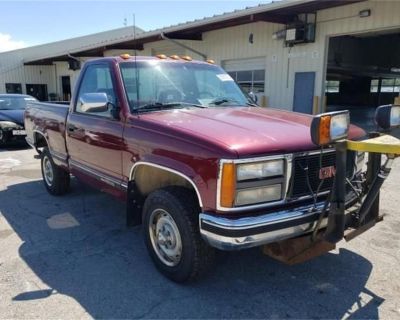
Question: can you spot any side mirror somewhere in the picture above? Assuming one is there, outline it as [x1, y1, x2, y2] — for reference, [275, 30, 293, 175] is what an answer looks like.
[248, 91, 258, 104]
[375, 104, 400, 130]
[79, 93, 109, 113]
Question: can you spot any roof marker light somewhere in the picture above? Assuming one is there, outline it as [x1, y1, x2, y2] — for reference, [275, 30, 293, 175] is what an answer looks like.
[156, 54, 167, 59]
[170, 55, 180, 60]
[206, 59, 215, 64]
[120, 54, 131, 59]
[180, 55, 192, 61]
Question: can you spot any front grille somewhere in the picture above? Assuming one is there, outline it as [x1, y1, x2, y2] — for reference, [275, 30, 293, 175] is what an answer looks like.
[290, 151, 336, 198]
[290, 151, 356, 199]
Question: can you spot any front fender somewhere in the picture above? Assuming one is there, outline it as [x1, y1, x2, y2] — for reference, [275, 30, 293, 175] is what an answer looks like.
[128, 154, 218, 211]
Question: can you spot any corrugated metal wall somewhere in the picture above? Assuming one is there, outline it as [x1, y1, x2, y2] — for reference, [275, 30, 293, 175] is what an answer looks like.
[0, 50, 56, 96]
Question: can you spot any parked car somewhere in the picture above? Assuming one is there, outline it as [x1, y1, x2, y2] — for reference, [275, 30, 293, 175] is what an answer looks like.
[0, 94, 37, 146]
[24, 55, 399, 282]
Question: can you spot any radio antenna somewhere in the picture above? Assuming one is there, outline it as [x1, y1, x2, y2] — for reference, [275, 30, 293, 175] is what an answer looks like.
[133, 13, 140, 115]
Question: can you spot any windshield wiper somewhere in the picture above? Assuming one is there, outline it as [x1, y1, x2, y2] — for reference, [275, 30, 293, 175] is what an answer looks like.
[136, 102, 179, 111]
[208, 97, 241, 106]
[178, 102, 207, 109]
[135, 102, 206, 112]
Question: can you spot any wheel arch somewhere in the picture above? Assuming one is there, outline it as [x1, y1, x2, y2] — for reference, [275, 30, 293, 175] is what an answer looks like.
[33, 130, 49, 148]
[130, 162, 203, 208]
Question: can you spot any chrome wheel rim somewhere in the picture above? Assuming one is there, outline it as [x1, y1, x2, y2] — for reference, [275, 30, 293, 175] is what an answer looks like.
[43, 156, 54, 186]
[149, 208, 182, 267]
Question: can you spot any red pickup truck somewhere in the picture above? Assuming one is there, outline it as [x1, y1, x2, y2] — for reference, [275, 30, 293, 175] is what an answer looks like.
[24, 55, 398, 282]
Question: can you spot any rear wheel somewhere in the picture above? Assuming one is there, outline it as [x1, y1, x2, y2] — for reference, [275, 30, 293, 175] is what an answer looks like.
[143, 187, 214, 282]
[41, 147, 70, 195]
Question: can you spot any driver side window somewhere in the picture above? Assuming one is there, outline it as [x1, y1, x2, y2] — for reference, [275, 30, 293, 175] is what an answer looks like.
[76, 64, 116, 117]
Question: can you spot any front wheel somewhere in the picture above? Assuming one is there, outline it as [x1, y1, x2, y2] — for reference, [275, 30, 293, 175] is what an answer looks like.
[0, 129, 7, 147]
[143, 187, 214, 282]
[41, 147, 70, 195]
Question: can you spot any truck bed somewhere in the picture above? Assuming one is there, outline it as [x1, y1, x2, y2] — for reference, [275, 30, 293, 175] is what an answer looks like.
[25, 102, 69, 164]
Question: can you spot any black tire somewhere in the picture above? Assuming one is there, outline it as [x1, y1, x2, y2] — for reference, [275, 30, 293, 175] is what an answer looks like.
[0, 129, 7, 147]
[142, 186, 214, 282]
[41, 147, 70, 195]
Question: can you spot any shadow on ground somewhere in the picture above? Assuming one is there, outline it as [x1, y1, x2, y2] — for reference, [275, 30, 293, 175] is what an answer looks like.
[0, 142, 31, 152]
[0, 179, 384, 319]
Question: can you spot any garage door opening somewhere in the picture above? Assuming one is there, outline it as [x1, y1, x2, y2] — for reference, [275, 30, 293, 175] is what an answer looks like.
[325, 30, 400, 131]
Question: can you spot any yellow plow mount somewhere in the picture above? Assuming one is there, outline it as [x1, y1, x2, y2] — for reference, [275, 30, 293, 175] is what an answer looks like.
[263, 134, 400, 265]
[346, 134, 400, 155]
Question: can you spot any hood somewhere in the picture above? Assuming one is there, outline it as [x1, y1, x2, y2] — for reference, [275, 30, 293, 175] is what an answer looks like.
[0, 109, 24, 126]
[140, 107, 366, 157]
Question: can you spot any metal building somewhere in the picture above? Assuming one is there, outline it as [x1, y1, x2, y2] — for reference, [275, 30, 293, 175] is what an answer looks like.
[1, 0, 399, 116]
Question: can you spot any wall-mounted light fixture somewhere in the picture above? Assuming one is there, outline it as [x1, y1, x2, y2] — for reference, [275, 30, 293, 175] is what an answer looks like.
[359, 9, 371, 18]
[249, 33, 254, 44]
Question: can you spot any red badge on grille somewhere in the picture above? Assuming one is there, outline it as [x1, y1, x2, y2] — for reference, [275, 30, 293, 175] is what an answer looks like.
[319, 166, 336, 180]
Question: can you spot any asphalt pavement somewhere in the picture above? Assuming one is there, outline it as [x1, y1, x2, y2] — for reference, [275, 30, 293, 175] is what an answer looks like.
[0, 145, 399, 319]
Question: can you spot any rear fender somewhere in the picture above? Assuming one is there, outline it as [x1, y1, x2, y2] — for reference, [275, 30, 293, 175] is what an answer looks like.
[33, 130, 68, 169]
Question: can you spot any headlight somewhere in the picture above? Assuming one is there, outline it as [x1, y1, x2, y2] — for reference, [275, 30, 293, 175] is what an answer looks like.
[375, 104, 400, 130]
[391, 106, 400, 126]
[0, 121, 18, 129]
[237, 160, 284, 181]
[310, 111, 350, 146]
[219, 159, 285, 209]
[236, 184, 282, 206]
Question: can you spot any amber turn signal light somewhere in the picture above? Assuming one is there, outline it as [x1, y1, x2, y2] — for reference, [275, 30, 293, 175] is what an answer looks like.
[220, 163, 236, 208]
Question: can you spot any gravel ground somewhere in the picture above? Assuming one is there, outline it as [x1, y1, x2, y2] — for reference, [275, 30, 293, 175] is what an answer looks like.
[0, 145, 399, 319]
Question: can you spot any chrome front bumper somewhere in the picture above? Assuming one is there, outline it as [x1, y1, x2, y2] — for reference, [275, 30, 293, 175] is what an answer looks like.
[199, 203, 329, 250]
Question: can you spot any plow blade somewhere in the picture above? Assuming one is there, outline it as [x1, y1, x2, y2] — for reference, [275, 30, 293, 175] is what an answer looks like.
[262, 233, 335, 265]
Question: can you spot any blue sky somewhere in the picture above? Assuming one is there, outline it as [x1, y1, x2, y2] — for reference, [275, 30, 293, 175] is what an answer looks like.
[0, 0, 266, 51]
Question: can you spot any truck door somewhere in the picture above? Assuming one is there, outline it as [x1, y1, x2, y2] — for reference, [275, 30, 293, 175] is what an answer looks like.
[66, 63, 124, 190]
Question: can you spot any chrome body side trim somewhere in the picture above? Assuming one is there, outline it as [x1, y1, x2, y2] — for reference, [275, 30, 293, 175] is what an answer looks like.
[70, 159, 127, 190]
[129, 161, 203, 208]
[50, 150, 68, 162]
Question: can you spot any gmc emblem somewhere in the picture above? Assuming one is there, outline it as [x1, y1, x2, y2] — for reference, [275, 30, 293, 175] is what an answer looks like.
[319, 166, 336, 180]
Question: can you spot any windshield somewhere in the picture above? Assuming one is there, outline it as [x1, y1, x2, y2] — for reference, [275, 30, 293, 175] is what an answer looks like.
[0, 96, 36, 110]
[120, 60, 250, 111]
